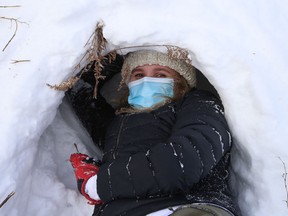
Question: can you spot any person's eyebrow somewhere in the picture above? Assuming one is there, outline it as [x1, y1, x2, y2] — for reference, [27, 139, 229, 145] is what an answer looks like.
[131, 68, 144, 73]
[153, 67, 172, 73]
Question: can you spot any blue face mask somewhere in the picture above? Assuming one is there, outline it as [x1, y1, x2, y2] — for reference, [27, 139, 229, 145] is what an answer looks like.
[128, 77, 174, 109]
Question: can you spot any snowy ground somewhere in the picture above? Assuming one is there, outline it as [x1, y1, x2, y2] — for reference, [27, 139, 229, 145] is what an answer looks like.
[1, 0, 288, 215]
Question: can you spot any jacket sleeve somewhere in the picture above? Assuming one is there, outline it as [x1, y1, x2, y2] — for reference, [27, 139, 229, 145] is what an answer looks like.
[65, 54, 123, 149]
[97, 90, 232, 201]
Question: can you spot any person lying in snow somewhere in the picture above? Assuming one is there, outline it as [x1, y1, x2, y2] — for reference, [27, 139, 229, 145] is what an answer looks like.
[66, 48, 241, 216]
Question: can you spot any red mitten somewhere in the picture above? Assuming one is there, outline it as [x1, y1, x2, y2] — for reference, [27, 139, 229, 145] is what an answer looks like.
[70, 153, 103, 205]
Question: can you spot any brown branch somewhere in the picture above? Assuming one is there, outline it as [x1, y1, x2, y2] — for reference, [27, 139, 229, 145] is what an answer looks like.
[1, 17, 18, 51]
[1, 17, 27, 52]
[0, 191, 15, 208]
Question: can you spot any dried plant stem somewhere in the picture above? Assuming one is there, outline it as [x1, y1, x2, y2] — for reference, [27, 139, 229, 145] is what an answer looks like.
[85, 21, 109, 98]
[47, 21, 111, 97]
[1, 17, 18, 51]
[47, 76, 80, 91]
[11, 59, 31, 64]
[1, 16, 27, 52]
[74, 143, 80, 153]
[278, 157, 288, 208]
[0, 5, 21, 8]
[0, 191, 15, 208]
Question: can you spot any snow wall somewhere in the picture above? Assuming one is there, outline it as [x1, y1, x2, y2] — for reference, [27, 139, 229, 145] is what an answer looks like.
[1, 1, 288, 216]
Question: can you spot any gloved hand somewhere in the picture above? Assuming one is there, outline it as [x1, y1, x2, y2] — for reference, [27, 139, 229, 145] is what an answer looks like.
[70, 153, 103, 205]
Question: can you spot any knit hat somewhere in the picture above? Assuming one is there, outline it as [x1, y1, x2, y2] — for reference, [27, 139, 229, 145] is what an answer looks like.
[120, 49, 197, 87]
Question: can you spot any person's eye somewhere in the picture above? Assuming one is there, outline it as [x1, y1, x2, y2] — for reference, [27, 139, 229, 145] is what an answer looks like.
[133, 73, 144, 79]
[156, 73, 167, 78]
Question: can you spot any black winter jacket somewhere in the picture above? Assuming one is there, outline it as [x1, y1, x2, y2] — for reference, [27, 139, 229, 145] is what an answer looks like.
[66, 56, 240, 216]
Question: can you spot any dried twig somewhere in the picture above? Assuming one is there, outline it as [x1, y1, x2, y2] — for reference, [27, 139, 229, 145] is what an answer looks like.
[74, 143, 80, 153]
[47, 76, 80, 91]
[11, 59, 30, 64]
[89, 21, 109, 98]
[48, 21, 114, 97]
[0, 5, 21, 8]
[1, 16, 27, 52]
[0, 191, 15, 208]
[278, 157, 288, 208]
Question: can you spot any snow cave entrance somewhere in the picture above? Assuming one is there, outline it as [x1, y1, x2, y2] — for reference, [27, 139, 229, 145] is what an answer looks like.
[37, 51, 243, 215]
[40, 51, 227, 194]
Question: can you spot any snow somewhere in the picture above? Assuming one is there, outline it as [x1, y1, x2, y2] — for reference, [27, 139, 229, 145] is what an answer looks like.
[1, 0, 288, 215]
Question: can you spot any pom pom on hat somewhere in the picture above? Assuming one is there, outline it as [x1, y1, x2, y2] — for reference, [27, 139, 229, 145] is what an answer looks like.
[120, 49, 197, 87]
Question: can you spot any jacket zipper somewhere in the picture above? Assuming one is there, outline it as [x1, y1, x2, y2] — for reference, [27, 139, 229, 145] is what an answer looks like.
[113, 114, 128, 159]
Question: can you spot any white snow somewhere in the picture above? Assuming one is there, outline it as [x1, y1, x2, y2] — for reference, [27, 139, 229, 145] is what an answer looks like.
[1, 0, 288, 215]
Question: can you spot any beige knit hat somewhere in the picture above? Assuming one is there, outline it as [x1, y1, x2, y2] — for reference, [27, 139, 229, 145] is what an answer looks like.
[120, 49, 197, 88]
